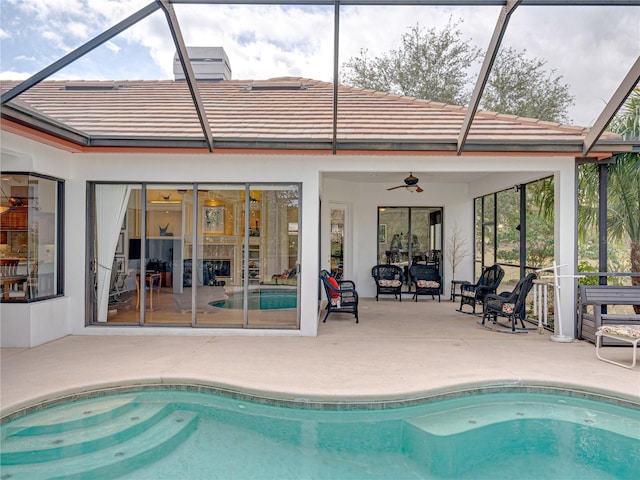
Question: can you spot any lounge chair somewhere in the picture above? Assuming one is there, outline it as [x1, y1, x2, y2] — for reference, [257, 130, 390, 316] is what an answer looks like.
[458, 264, 504, 314]
[320, 269, 358, 323]
[596, 325, 640, 369]
[409, 264, 441, 302]
[479, 272, 537, 333]
[371, 264, 404, 301]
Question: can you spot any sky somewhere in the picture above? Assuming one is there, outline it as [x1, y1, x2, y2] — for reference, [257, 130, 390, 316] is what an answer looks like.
[0, 0, 638, 127]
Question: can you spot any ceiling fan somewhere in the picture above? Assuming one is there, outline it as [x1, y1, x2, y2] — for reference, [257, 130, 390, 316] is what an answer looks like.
[387, 173, 423, 193]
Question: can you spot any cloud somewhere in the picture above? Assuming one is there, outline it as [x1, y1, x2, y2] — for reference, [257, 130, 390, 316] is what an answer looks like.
[0, 70, 31, 80]
[41, 30, 69, 51]
[105, 41, 121, 54]
[1, 1, 637, 126]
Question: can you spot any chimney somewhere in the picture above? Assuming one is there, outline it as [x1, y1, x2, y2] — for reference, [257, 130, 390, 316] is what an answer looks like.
[174, 47, 232, 81]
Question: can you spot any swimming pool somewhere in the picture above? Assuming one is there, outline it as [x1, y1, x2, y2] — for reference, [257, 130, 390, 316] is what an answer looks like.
[212, 288, 297, 310]
[1, 386, 638, 479]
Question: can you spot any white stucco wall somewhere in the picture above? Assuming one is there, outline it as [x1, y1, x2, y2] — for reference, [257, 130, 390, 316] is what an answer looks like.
[1, 133, 73, 347]
[1, 129, 578, 346]
[321, 176, 474, 299]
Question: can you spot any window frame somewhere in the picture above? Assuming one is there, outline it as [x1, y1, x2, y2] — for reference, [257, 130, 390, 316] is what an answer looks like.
[0, 171, 64, 302]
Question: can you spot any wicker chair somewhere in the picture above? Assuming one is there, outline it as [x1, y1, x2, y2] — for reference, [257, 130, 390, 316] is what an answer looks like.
[371, 264, 405, 301]
[480, 272, 537, 333]
[320, 270, 358, 323]
[458, 264, 504, 314]
[409, 264, 441, 302]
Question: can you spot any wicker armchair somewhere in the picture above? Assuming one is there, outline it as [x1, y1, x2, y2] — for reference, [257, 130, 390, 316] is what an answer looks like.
[409, 264, 441, 302]
[320, 270, 358, 323]
[480, 273, 537, 333]
[371, 264, 404, 301]
[458, 264, 504, 314]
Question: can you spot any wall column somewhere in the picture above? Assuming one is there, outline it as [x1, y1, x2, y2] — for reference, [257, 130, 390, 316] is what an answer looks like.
[554, 165, 578, 339]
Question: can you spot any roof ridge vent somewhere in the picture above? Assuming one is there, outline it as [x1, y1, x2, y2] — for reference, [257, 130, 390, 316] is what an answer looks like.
[246, 80, 308, 91]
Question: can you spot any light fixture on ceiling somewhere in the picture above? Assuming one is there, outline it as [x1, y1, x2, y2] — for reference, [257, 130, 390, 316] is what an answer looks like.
[387, 173, 423, 193]
[150, 193, 182, 204]
[0, 187, 24, 214]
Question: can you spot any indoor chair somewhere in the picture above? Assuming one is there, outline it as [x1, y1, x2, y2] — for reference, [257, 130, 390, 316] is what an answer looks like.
[135, 273, 162, 310]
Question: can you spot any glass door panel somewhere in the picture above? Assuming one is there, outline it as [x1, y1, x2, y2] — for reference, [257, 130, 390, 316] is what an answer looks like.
[378, 207, 410, 289]
[410, 208, 431, 265]
[247, 185, 300, 328]
[142, 185, 191, 325]
[94, 184, 140, 324]
[195, 185, 244, 327]
[330, 208, 344, 279]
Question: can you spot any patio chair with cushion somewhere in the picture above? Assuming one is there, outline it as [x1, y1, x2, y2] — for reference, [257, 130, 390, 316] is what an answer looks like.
[371, 264, 404, 302]
[409, 264, 441, 302]
[479, 272, 537, 333]
[320, 269, 358, 323]
[458, 264, 505, 314]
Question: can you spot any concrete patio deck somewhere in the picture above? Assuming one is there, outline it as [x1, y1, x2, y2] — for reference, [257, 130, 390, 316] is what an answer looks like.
[2, 298, 639, 418]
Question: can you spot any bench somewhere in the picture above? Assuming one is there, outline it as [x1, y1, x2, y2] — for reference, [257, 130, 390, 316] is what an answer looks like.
[578, 285, 640, 345]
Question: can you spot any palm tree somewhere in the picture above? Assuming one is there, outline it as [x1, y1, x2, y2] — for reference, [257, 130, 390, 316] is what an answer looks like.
[581, 87, 640, 311]
[533, 87, 640, 309]
[608, 87, 640, 296]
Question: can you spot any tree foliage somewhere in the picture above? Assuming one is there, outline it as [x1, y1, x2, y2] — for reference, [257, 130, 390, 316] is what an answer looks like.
[341, 19, 574, 123]
[481, 47, 574, 123]
[341, 19, 481, 106]
[575, 87, 640, 295]
[578, 88, 640, 243]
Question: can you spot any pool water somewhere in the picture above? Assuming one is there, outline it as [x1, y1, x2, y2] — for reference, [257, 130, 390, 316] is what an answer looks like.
[1, 389, 638, 479]
[212, 289, 297, 310]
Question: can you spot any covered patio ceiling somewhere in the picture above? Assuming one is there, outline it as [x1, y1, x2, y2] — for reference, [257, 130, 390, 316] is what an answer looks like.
[1, 0, 639, 156]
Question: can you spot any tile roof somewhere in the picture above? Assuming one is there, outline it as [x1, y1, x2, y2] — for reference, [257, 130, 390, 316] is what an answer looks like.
[1, 77, 622, 153]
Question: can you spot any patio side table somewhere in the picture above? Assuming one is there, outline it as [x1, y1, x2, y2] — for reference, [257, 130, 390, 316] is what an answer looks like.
[450, 280, 470, 302]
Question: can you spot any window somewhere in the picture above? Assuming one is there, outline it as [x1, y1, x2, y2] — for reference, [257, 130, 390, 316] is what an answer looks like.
[1, 173, 63, 301]
[473, 177, 554, 290]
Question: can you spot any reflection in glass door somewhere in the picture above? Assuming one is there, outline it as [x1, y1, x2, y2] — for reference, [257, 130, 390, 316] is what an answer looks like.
[142, 185, 192, 325]
[195, 185, 245, 327]
[377, 207, 443, 291]
[91, 183, 299, 329]
[330, 207, 344, 279]
[246, 185, 300, 328]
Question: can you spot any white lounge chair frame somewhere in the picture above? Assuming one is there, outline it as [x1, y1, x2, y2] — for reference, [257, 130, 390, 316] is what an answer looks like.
[595, 325, 640, 369]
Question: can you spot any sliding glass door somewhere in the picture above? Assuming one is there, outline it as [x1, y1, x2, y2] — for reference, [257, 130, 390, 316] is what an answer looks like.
[89, 183, 300, 328]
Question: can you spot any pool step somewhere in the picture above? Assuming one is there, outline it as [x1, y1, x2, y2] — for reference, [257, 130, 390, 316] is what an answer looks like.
[4, 395, 139, 437]
[402, 401, 640, 479]
[0, 410, 199, 480]
[403, 401, 640, 438]
[1, 403, 170, 464]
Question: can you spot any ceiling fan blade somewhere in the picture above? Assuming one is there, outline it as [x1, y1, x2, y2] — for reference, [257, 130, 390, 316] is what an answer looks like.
[387, 185, 405, 191]
[416, 185, 424, 193]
